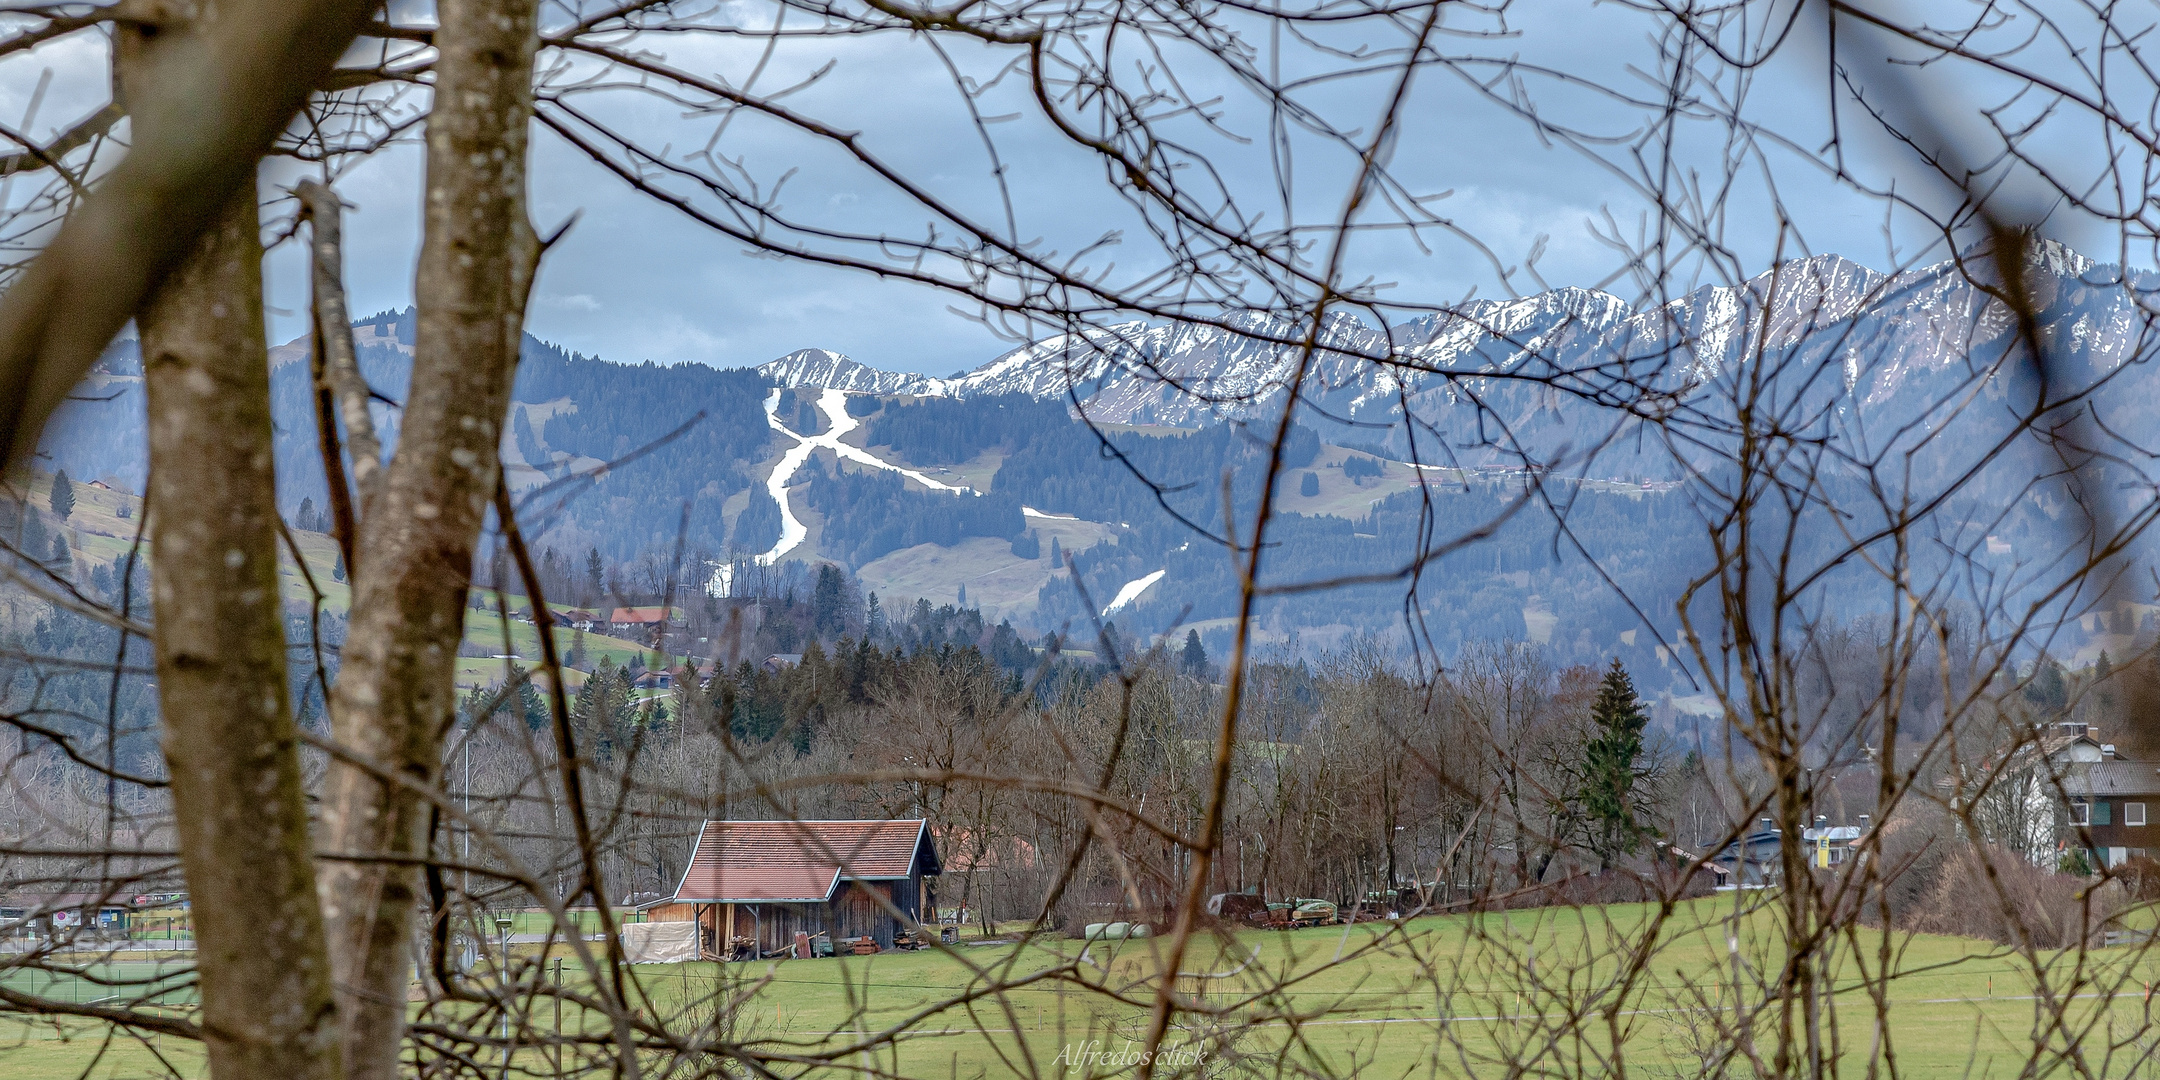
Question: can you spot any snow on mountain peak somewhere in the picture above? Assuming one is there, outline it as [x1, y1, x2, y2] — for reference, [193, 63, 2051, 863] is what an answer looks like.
[756, 247, 2159, 430]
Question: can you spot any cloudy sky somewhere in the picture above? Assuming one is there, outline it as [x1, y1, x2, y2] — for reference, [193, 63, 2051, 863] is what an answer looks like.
[5, 0, 2144, 375]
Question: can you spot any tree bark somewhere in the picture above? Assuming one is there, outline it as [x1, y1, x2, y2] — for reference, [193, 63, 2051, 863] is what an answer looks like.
[295, 178, 385, 559]
[138, 175, 343, 1080]
[0, 0, 377, 470]
[316, 0, 541, 1073]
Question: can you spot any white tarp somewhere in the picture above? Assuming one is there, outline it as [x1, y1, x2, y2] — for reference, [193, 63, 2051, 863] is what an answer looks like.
[622, 921, 699, 964]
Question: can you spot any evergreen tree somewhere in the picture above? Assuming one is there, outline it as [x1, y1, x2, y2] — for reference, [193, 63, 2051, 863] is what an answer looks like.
[507, 664, 548, 731]
[2097, 650, 2118, 714]
[1299, 471, 1320, 497]
[1582, 658, 1652, 870]
[333, 551, 347, 583]
[1180, 629, 1208, 677]
[48, 470, 73, 522]
[19, 508, 44, 563]
[1049, 536, 1062, 569]
[512, 406, 545, 465]
[572, 656, 635, 756]
[2025, 658, 2069, 713]
[49, 533, 71, 574]
[296, 496, 317, 532]
[585, 547, 605, 603]
[957, 583, 968, 609]
[866, 592, 884, 638]
[568, 624, 588, 670]
[813, 563, 848, 637]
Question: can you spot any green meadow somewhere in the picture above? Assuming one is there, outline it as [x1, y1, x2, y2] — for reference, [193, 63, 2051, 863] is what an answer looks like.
[8, 896, 2160, 1077]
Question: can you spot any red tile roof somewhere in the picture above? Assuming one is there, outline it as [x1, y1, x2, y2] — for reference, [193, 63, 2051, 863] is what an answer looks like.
[608, 606, 684, 625]
[668, 819, 938, 904]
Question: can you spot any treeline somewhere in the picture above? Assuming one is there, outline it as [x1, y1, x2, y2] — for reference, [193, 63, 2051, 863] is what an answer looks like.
[864, 394, 1073, 465]
[800, 457, 1025, 565]
[443, 629, 1732, 920]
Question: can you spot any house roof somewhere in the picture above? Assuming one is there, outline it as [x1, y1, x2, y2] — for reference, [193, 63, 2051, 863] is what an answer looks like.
[667, 819, 940, 904]
[609, 606, 683, 624]
[1801, 826, 1867, 842]
[2063, 761, 2160, 797]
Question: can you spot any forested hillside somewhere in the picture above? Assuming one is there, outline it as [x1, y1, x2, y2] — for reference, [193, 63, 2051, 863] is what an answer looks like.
[31, 285, 2142, 694]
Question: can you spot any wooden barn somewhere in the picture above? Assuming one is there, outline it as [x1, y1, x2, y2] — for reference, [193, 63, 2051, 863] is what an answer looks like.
[640, 819, 941, 957]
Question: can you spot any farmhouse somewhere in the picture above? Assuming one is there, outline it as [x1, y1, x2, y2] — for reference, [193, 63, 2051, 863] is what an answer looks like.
[641, 819, 941, 958]
[608, 606, 685, 637]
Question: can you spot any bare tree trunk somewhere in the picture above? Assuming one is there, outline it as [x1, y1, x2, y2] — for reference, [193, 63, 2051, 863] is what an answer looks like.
[0, 0, 376, 470]
[138, 174, 342, 1080]
[316, 0, 541, 1073]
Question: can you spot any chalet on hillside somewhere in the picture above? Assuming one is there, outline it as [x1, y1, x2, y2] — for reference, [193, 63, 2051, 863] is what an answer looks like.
[640, 819, 941, 957]
[609, 606, 686, 637]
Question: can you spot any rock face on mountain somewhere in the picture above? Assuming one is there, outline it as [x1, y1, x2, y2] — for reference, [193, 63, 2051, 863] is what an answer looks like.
[760, 348, 947, 396]
[759, 244, 2156, 454]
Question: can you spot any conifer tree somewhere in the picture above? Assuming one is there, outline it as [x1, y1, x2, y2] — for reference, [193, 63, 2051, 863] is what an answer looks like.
[1582, 658, 1652, 870]
[49, 469, 73, 522]
[18, 508, 43, 563]
[1181, 629, 1208, 677]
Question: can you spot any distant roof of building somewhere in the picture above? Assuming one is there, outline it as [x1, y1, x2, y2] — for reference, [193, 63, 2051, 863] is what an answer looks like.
[2063, 760, 2160, 797]
[609, 606, 684, 624]
[667, 819, 941, 904]
[1801, 825, 1866, 842]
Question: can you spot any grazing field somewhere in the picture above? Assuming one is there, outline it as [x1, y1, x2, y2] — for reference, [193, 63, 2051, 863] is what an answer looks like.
[5, 896, 2157, 1078]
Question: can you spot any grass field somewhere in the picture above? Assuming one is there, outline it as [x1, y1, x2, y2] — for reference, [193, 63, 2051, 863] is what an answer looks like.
[9, 896, 2160, 1078]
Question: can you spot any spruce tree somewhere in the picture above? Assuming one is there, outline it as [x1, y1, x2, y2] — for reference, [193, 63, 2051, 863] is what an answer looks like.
[1582, 658, 1652, 870]
[49, 470, 73, 522]
[19, 509, 43, 563]
[1180, 629, 1208, 677]
[1299, 471, 1320, 497]
[333, 551, 347, 583]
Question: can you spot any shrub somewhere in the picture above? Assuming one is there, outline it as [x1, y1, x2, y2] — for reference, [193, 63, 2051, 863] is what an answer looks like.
[1906, 844, 2096, 948]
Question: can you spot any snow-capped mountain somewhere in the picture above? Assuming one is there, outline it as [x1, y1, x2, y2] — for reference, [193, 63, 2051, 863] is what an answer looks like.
[760, 349, 949, 396]
[760, 244, 2160, 451]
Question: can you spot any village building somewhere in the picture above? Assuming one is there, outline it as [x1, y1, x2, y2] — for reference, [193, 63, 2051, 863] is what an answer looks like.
[608, 606, 686, 638]
[640, 819, 941, 958]
[1708, 821, 1785, 887]
[1801, 816, 1870, 868]
[2061, 758, 2160, 868]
